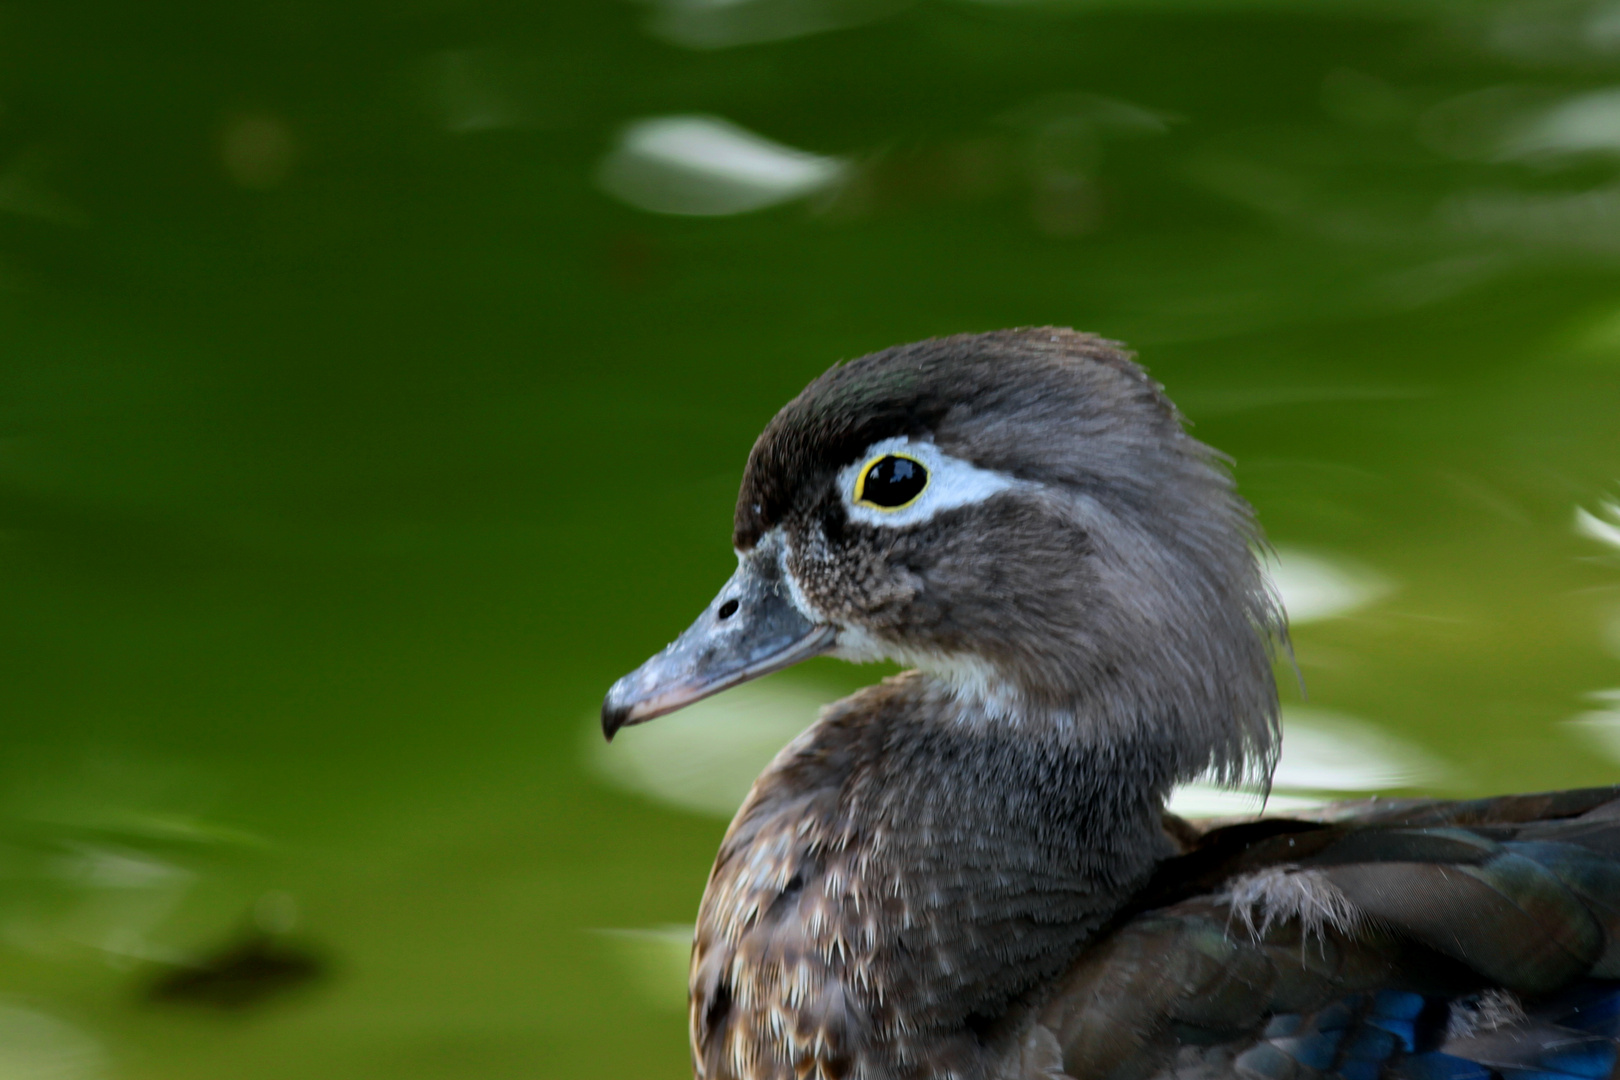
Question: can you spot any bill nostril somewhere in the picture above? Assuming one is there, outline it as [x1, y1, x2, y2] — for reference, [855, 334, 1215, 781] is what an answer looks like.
[717, 598, 740, 621]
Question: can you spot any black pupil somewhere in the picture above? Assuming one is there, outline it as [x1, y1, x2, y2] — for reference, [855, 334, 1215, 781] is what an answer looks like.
[862, 455, 928, 508]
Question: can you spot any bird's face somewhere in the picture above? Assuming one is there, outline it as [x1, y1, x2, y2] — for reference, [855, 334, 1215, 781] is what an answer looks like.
[603, 329, 1281, 782]
[598, 442, 1055, 736]
[767, 434, 1096, 704]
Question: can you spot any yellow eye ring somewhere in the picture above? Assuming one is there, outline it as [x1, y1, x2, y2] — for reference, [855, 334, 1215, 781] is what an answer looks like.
[854, 453, 930, 511]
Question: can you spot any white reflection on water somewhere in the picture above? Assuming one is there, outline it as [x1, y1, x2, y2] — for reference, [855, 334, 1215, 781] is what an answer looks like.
[1165, 788, 1327, 817]
[1419, 86, 1547, 163]
[642, 0, 913, 49]
[1266, 547, 1393, 625]
[1576, 499, 1620, 551]
[1272, 708, 1444, 789]
[0, 1004, 107, 1080]
[1481, 1, 1620, 64]
[597, 115, 847, 216]
[1169, 707, 1444, 819]
[9, 841, 196, 967]
[50, 843, 192, 890]
[1589, 2, 1620, 51]
[1501, 87, 1620, 160]
[1565, 689, 1620, 761]
[589, 678, 822, 817]
[0, 755, 263, 969]
[592, 684, 1439, 821]
[1442, 184, 1620, 257]
[594, 925, 692, 1010]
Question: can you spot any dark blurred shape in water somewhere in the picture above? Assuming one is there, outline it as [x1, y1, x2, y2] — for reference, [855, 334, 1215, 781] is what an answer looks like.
[145, 930, 326, 1011]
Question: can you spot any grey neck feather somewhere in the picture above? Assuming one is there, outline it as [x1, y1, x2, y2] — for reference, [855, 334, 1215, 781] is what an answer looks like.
[859, 673, 1182, 886]
[860, 678, 1184, 1074]
[697, 672, 1189, 1080]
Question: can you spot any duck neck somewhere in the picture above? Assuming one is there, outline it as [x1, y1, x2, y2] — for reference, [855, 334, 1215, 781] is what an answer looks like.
[859, 671, 1179, 896]
[693, 670, 1187, 1080]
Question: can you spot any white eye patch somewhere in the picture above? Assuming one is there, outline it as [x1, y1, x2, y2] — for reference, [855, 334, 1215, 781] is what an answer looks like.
[837, 437, 1022, 529]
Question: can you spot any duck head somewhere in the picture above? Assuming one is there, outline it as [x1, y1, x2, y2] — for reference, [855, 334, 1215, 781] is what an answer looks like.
[602, 328, 1284, 785]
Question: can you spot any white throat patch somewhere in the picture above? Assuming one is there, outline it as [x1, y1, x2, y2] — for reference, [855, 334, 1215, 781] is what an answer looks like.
[837, 436, 1022, 529]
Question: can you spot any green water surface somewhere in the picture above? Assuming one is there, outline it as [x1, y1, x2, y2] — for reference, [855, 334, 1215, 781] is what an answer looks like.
[3, 0, 1620, 1076]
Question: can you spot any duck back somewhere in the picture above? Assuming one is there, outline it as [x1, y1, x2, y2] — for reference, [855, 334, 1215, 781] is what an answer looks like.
[1022, 786, 1620, 1080]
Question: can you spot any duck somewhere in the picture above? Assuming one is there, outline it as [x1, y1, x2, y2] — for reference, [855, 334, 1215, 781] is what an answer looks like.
[600, 327, 1620, 1080]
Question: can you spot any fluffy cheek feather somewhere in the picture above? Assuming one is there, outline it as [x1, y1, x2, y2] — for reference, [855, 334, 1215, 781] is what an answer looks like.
[782, 502, 1098, 710]
[783, 517, 920, 634]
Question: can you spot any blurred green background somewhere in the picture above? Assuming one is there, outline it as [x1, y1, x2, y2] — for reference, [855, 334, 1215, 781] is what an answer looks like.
[4, 0, 1620, 1075]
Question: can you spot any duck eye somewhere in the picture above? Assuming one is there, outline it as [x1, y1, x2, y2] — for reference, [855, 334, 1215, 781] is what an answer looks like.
[855, 454, 929, 510]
